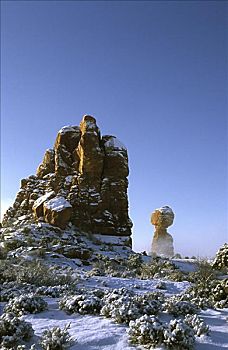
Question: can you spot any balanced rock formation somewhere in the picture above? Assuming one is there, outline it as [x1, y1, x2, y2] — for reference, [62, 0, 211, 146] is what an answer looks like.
[151, 206, 174, 257]
[2, 115, 132, 242]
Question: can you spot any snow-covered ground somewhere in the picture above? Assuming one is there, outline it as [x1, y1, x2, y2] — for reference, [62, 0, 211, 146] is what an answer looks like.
[1, 271, 227, 350]
[23, 305, 228, 350]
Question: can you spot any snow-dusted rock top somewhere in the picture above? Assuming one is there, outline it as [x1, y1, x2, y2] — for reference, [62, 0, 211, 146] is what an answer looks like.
[157, 205, 174, 215]
[33, 191, 55, 209]
[58, 125, 78, 134]
[104, 136, 127, 151]
[45, 197, 72, 212]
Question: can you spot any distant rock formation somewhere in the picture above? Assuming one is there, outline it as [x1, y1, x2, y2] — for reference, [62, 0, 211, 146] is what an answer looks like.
[2, 115, 132, 242]
[151, 206, 174, 257]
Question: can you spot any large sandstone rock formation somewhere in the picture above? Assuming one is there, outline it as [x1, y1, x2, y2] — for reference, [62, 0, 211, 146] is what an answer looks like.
[2, 115, 132, 241]
[151, 206, 174, 257]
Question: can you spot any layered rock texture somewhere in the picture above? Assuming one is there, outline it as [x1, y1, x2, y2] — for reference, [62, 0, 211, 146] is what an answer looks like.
[2, 115, 132, 242]
[151, 206, 174, 257]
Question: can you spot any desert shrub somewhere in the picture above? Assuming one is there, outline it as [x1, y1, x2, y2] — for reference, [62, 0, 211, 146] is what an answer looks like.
[188, 258, 216, 284]
[2, 238, 27, 252]
[0, 312, 34, 349]
[139, 257, 179, 280]
[0, 247, 7, 260]
[182, 278, 227, 309]
[36, 285, 71, 298]
[16, 261, 74, 286]
[40, 324, 74, 350]
[0, 259, 19, 282]
[163, 297, 199, 316]
[0, 282, 35, 302]
[91, 255, 137, 278]
[91, 255, 123, 277]
[100, 289, 161, 324]
[145, 291, 166, 303]
[13, 345, 36, 350]
[178, 290, 213, 310]
[0, 259, 74, 286]
[128, 314, 207, 349]
[212, 279, 228, 308]
[126, 253, 143, 271]
[166, 270, 186, 282]
[59, 289, 103, 315]
[128, 315, 164, 348]
[163, 319, 195, 349]
[4, 294, 48, 316]
[184, 314, 210, 336]
[212, 243, 228, 271]
[86, 267, 105, 277]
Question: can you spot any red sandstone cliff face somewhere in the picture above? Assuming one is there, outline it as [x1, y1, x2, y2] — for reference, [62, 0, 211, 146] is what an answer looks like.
[2, 115, 132, 240]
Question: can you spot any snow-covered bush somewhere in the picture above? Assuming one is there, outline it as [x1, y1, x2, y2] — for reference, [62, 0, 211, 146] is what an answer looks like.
[127, 314, 205, 349]
[91, 255, 137, 278]
[126, 253, 143, 271]
[36, 285, 71, 298]
[59, 290, 103, 315]
[101, 289, 161, 324]
[181, 277, 217, 309]
[184, 314, 210, 336]
[0, 282, 35, 302]
[140, 257, 181, 280]
[86, 267, 105, 277]
[16, 260, 74, 286]
[182, 278, 227, 309]
[0, 312, 34, 348]
[4, 294, 48, 316]
[146, 291, 166, 303]
[102, 287, 135, 303]
[40, 324, 74, 350]
[166, 270, 186, 282]
[212, 243, 228, 271]
[128, 314, 164, 348]
[212, 279, 228, 308]
[163, 297, 199, 316]
[9, 344, 37, 350]
[163, 319, 195, 349]
[0, 259, 74, 286]
[179, 292, 213, 310]
[188, 258, 216, 284]
[13, 345, 36, 350]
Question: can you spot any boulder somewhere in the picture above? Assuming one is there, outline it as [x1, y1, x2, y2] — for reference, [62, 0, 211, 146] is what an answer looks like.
[43, 197, 72, 229]
[32, 191, 55, 219]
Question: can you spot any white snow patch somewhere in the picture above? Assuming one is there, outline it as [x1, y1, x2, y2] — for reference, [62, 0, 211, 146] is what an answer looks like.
[94, 235, 130, 245]
[104, 136, 126, 151]
[33, 191, 55, 209]
[58, 126, 77, 134]
[156, 205, 174, 215]
[45, 197, 72, 212]
[65, 175, 73, 184]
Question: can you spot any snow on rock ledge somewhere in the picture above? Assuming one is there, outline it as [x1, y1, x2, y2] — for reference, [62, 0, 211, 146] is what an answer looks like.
[44, 197, 72, 212]
[43, 197, 72, 229]
[33, 191, 55, 219]
[103, 136, 127, 151]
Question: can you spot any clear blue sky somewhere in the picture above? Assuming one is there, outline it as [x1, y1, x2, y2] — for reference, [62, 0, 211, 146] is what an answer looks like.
[1, 1, 227, 257]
